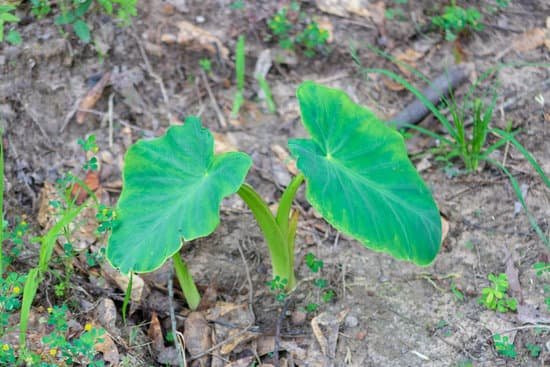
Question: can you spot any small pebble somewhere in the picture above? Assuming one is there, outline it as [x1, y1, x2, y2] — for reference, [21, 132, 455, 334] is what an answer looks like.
[196, 15, 205, 23]
[355, 331, 367, 340]
[291, 310, 307, 326]
[345, 315, 359, 328]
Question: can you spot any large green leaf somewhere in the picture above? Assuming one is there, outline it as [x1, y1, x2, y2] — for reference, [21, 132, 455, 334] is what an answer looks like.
[288, 82, 441, 265]
[107, 117, 252, 274]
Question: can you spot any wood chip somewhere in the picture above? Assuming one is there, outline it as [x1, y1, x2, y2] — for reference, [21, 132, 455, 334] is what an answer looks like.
[162, 21, 229, 59]
[76, 72, 111, 124]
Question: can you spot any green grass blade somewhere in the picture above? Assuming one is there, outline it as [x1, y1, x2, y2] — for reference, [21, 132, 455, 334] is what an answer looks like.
[491, 128, 550, 188]
[401, 123, 453, 145]
[19, 268, 39, 347]
[122, 272, 133, 324]
[256, 75, 277, 113]
[235, 35, 245, 91]
[487, 159, 549, 247]
[231, 35, 246, 118]
[364, 68, 458, 140]
[38, 204, 83, 272]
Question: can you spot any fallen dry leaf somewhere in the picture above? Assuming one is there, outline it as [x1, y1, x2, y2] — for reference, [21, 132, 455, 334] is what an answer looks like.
[270, 144, 298, 175]
[93, 298, 118, 336]
[184, 311, 211, 365]
[101, 262, 150, 309]
[383, 76, 405, 92]
[94, 329, 119, 365]
[316, 17, 334, 43]
[162, 21, 229, 59]
[213, 132, 238, 154]
[394, 48, 425, 76]
[76, 72, 111, 124]
[148, 312, 165, 353]
[512, 28, 546, 53]
[71, 171, 100, 205]
[311, 310, 347, 359]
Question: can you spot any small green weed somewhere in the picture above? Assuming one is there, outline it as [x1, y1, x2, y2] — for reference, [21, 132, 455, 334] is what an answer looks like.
[267, 275, 288, 302]
[17, 134, 105, 348]
[493, 334, 516, 358]
[525, 343, 541, 358]
[305, 252, 323, 273]
[450, 281, 465, 302]
[4, 0, 137, 45]
[199, 58, 212, 73]
[1, 304, 105, 366]
[267, 2, 328, 57]
[479, 273, 517, 313]
[302, 252, 335, 313]
[385, 0, 408, 21]
[0, 272, 25, 336]
[431, 1, 483, 41]
[0, 5, 21, 45]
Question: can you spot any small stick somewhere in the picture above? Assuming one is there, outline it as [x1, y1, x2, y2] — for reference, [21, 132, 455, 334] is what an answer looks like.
[200, 69, 227, 128]
[108, 93, 114, 149]
[128, 27, 173, 123]
[389, 64, 472, 129]
[167, 270, 185, 367]
[237, 239, 255, 323]
[273, 298, 291, 367]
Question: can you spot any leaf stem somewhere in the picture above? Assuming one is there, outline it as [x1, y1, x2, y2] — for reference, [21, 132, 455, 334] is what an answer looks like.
[172, 253, 201, 310]
[238, 183, 300, 289]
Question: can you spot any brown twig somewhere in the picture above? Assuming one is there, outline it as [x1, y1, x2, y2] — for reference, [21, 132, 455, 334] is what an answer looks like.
[237, 239, 256, 323]
[273, 298, 291, 367]
[200, 69, 227, 128]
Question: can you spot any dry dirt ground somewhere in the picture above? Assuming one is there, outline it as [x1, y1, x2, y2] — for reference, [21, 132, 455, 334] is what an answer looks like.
[1, 0, 549, 366]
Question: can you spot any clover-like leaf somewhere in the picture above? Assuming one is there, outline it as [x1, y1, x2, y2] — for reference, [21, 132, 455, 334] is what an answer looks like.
[289, 82, 441, 265]
[107, 117, 252, 274]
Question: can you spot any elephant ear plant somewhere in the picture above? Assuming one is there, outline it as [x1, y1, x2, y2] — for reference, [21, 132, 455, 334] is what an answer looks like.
[107, 82, 442, 310]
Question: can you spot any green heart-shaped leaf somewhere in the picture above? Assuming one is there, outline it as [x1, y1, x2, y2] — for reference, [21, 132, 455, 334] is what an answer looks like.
[289, 82, 441, 265]
[107, 117, 252, 274]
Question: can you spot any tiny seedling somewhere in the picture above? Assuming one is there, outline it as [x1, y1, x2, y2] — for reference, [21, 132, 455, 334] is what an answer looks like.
[479, 273, 517, 313]
[107, 82, 442, 310]
[431, 1, 483, 41]
[493, 334, 516, 358]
